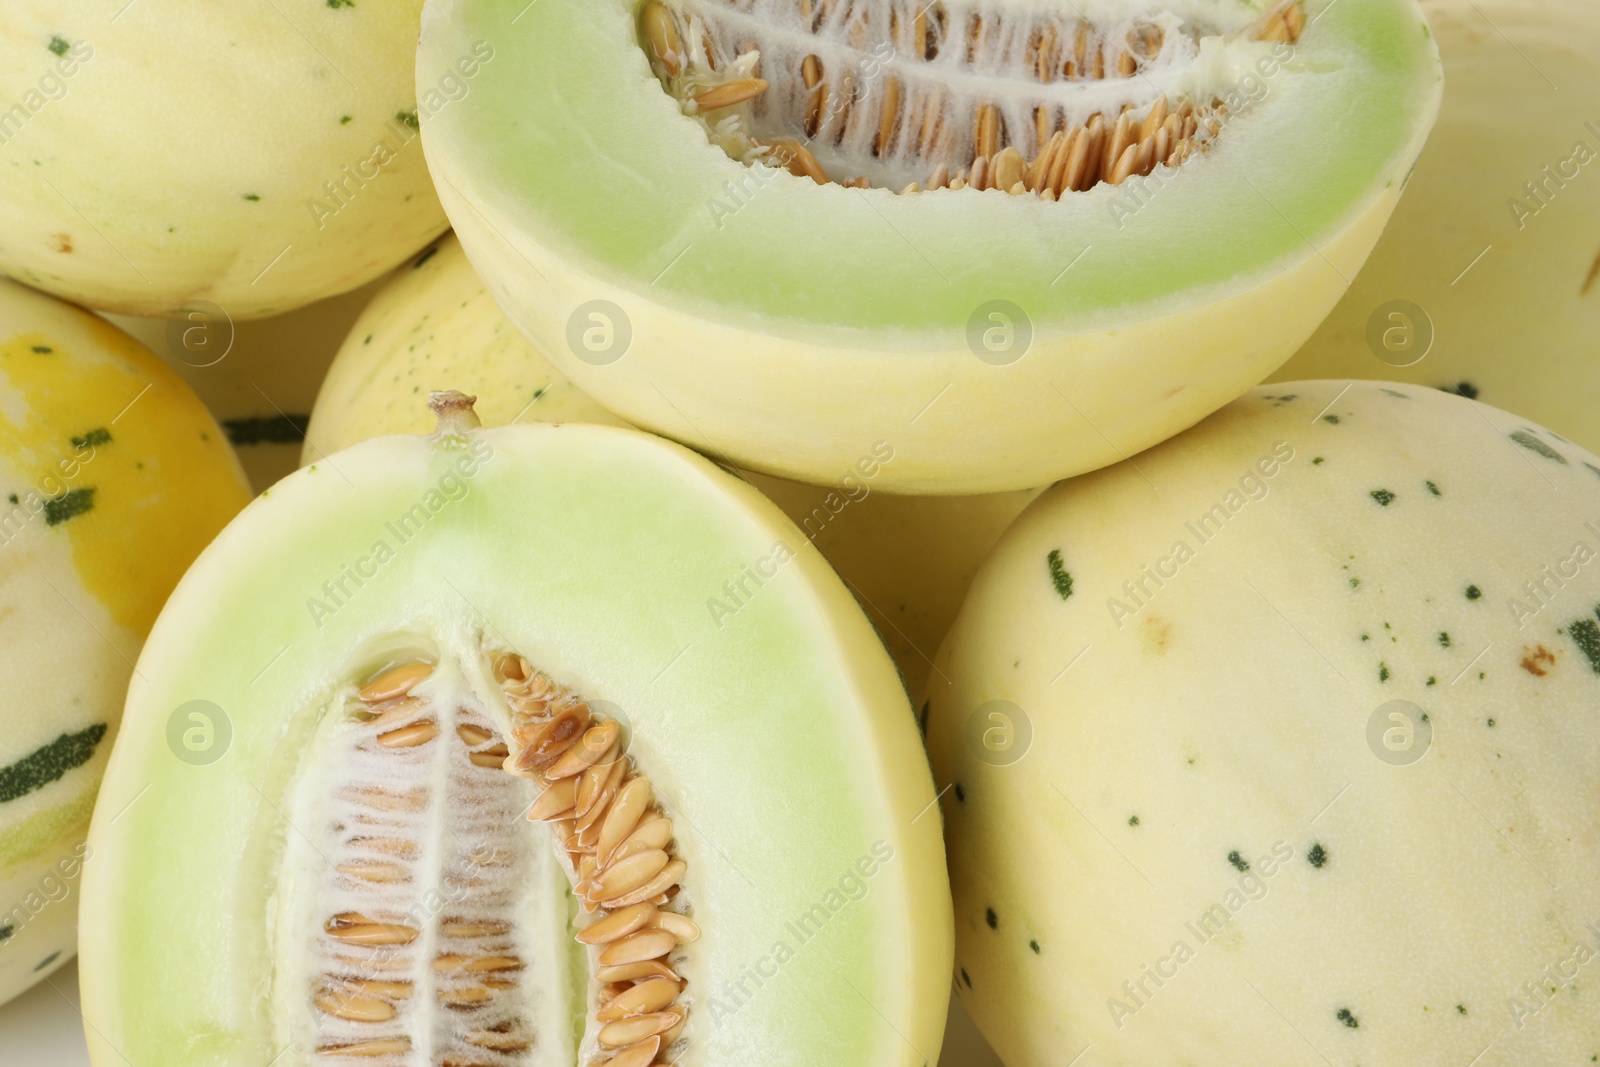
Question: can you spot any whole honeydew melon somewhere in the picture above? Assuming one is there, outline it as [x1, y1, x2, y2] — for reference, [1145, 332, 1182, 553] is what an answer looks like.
[0, 277, 250, 1005]
[308, 233, 1040, 694]
[0, 1, 446, 318]
[927, 381, 1600, 1066]
[417, 0, 1441, 492]
[80, 394, 952, 1067]
[1276, 0, 1600, 454]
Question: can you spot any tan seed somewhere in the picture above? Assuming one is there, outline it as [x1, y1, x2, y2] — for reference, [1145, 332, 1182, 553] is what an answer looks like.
[365, 696, 427, 732]
[465, 1030, 530, 1051]
[597, 778, 652, 864]
[546, 721, 619, 779]
[596, 960, 679, 984]
[641, 1, 684, 76]
[377, 720, 437, 749]
[456, 723, 493, 747]
[598, 928, 677, 967]
[603, 1036, 662, 1067]
[318, 1037, 410, 1057]
[603, 859, 687, 910]
[575, 751, 628, 826]
[693, 78, 769, 111]
[338, 861, 408, 884]
[592, 849, 670, 903]
[991, 146, 1025, 195]
[434, 954, 523, 973]
[315, 991, 395, 1023]
[598, 978, 681, 1022]
[348, 979, 411, 999]
[975, 103, 1000, 159]
[578, 901, 658, 945]
[654, 911, 701, 944]
[528, 777, 578, 822]
[876, 77, 900, 157]
[970, 154, 989, 192]
[1109, 141, 1139, 184]
[438, 986, 494, 1007]
[326, 914, 418, 946]
[469, 745, 510, 768]
[512, 705, 591, 772]
[358, 662, 432, 703]
[598, 1012, 681, 1049]
[440, 918, 509, 938]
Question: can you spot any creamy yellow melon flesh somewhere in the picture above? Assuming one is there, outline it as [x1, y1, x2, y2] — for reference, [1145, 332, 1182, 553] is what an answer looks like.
[1276, 0, 1600, 455]
[928, 381, 1600, 1066]
[307, 233, 1040, 694]
[0, 277, 249, 1005]
[80, 397, 952, 1067]
[418, 0, 1442, 492]
[0, 1, 446, 318]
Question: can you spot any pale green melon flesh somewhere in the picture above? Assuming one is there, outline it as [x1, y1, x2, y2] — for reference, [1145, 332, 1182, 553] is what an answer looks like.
[928, 382, 1600, 1066]
[1275, 0, 1600, 455]
[305, 231, 1041, 694]
[421, 0, 1437, 339]
[80, 418, 951, 1066]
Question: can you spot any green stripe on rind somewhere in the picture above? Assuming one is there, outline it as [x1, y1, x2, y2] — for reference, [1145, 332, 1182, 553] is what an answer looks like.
[422, 0, 1440, 340]
[0, 724, 107, 804]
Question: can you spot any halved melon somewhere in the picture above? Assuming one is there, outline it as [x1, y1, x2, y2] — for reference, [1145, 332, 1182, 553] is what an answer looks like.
[307, 232, 1039, 693]
[927, 381, 1600, 1065]
[0, 1, 445, 318]
[0, 277, 250, 1005]
[1277, 0, 1600, 455]
[418, 0, 1441, 492]
[80, 395, 951, 1066]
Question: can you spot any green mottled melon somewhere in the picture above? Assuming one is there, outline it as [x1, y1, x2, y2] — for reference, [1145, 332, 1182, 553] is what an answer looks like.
[928, 381, 1600, 1066]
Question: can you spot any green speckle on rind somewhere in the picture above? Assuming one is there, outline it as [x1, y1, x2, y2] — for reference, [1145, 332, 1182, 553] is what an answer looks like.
[1508, 430, 1567, 464]
[0, 723, 108, 804]
[43, 486, 94, 525]
[396, 109, 420, 130]
[47, 36, 69, 56]
[1370, 488, 1395, 506]
[1569, 616, 1600, 675]
[71, 427, 111, 450]
[1046, 549, 1074, 601]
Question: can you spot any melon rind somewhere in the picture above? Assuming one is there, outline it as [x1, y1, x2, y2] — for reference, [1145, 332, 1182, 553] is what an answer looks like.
[418, 0, 1442, 491]
[0, 277, 250, 1005]
[1276, 0, 1600, 455]
[306, 232, 1039, 694]
[927, 381, 1600, 1066]
[0, 1, 446, 318]
[79, 419, 952, 1066]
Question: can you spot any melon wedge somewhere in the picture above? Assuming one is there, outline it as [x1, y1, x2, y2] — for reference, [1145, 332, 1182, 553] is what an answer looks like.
[418, 0, 1441, 491]
[79, 396, 951, 1067]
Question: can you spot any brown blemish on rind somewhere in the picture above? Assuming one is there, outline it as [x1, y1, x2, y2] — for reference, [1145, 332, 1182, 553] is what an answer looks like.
[49, 234, 72, 254]
[1519, 645, 1556, 677]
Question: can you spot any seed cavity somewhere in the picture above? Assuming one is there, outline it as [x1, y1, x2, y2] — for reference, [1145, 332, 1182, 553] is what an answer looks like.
[639, 0, 1305, 197]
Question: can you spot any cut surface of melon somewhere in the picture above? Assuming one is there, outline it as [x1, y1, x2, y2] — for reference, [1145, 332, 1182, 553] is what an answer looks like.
[419, 0, 1440, 491]
[1276, 0, 1600, 455]
[0, 277, 250, 1005]
[80, 399, 951, 1066]
[927, 380, 1600, 1066]
[306, 232, 1040, 693]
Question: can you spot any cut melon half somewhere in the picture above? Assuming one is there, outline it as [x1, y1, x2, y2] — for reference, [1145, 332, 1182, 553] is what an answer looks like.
[419, 0, 1441, 492]
[79, 395, 951, 1067]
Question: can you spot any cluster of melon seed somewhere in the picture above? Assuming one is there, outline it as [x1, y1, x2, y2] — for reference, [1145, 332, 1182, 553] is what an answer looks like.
[641, 0, 1305, 197]
[316, 660, 532, 1062]
[495, 653, 697, 1067]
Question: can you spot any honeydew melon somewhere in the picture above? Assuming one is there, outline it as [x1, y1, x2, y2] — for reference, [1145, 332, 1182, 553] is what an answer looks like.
[927, 380, 1600, 1066]
[0, 1, 447, 318]
[307, 233, 1040, 694]
[1276, 0, 1600, 455]
[80, 394, 951, 1067]
[418, 0, 1441, 492]
[0, 277, 249, 1005]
